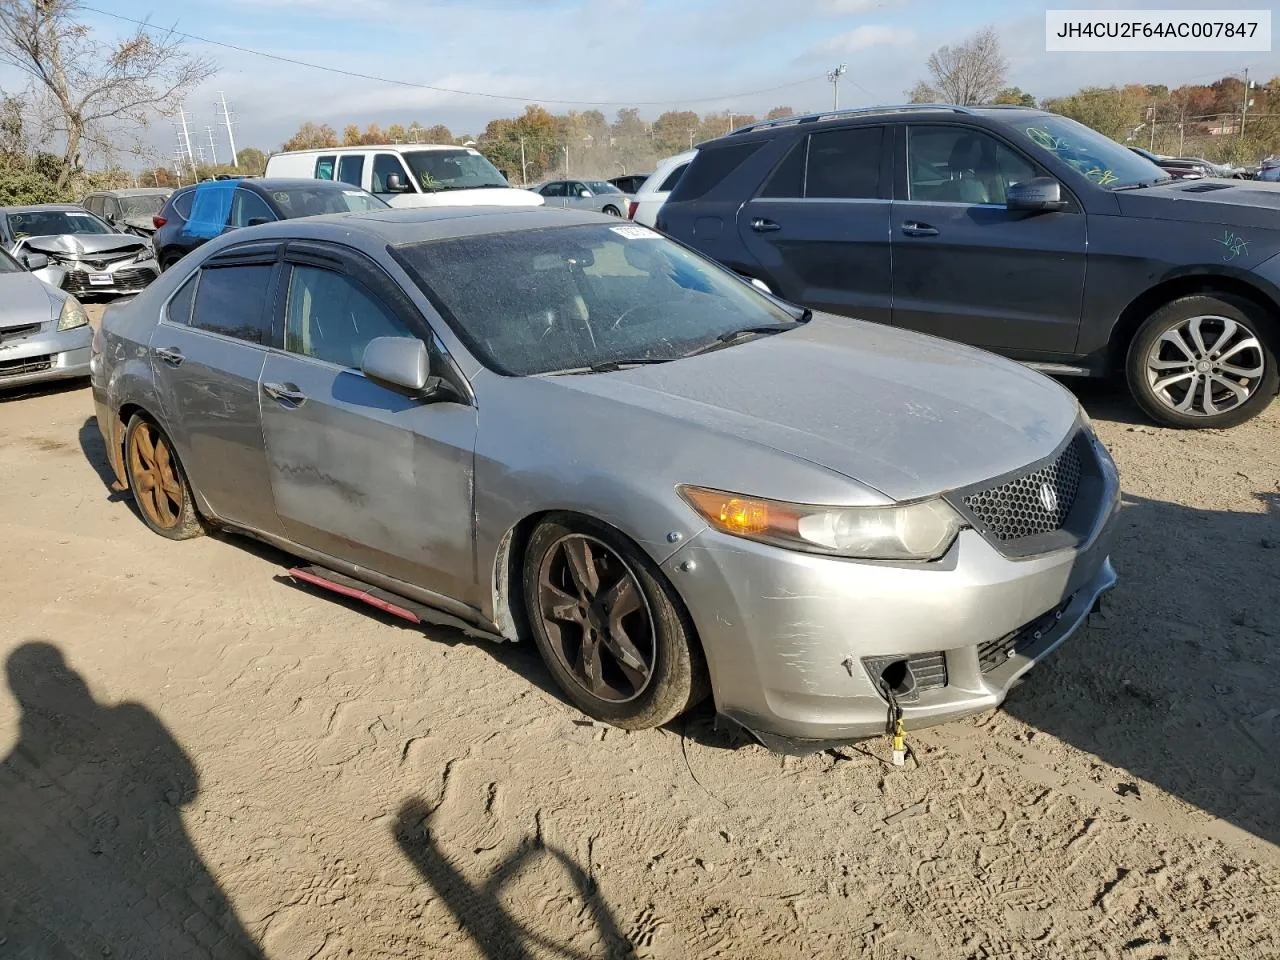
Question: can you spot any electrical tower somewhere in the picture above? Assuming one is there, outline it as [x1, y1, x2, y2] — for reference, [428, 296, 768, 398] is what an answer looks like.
[216, 92, 238, 165]
[827, 63, 848, 111]
[206, 125, 219, 167]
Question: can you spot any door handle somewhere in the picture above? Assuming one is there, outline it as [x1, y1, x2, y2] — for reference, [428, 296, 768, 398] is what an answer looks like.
[153, 346, 184, 366]
[750, 218, 781, 233]
[262, 381, 307, 406]
[901, 221, 939, 238]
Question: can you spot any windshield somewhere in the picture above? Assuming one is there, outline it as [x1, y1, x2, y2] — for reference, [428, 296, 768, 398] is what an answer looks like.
[402, 149, 510, 192]
[584, 180, 622, 195]
[0, 247, 22, 273]
[6, 210, 114, 239]
[395, 223, 797, 376]
[117, 195, 167, 218]
[266, 186, 388, 218]
[1015, 116, 1167, 188]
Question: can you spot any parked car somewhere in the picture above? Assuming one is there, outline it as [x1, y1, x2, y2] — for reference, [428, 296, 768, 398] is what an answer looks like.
[0, 204, 159, 297]
[91, 206, 1119, 749]
[151, 177, 388, 269]
[1258, 157, 1280, 182]
[657, 104, 1280, 429]
[630, 149, 695, 226]
[0, 244, 90, 389]
[81, 188, 172, 239]
[535, 179, 629, 215]
[264, 144, 544, 208]
[1128, 148, 1203, 179]
[609, 174, 651, 194]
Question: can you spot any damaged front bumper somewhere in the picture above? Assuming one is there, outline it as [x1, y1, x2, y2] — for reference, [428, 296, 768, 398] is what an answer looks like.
[661, 483, 1120, 751]
[0, 322, 91, 389]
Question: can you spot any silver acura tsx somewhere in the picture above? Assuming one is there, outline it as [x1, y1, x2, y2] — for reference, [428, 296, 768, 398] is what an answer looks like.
[91, 207, 1119, 751]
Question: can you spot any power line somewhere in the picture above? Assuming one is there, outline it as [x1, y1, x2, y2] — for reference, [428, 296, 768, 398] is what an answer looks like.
[80, 5, 824, 108]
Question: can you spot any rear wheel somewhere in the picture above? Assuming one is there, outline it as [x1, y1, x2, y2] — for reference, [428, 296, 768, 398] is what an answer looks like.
[522, 515, 707, 729]
[123, 414, 204, 540]
[602, 205, 621, 217]
[1125, 294, 1278, 428]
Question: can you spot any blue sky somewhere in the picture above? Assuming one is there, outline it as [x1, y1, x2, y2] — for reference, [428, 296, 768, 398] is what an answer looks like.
[32, 1, 1280, 161]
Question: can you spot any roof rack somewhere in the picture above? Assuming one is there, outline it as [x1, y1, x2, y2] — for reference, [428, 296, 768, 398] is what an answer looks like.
[729, 103, 978, 136]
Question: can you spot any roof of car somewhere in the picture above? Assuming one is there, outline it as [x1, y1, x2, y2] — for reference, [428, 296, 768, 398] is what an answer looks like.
[89, 187, 172, 197]
[722, 103, 1049, 139]
[271, 144, 466, 156]
[237, 205, 609, 246]
[241, 177, 369, 193]
[0, 203, 88, 214]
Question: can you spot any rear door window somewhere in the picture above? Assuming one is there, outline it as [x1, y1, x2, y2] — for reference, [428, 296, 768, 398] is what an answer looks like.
[759, 138, 807, 198]
[166, 271, 198, 325]
[171, 189, 195, 220]
[314, 155, 336, 180]
[805, 127, 884, 199]
[337, 154, 365, 187]
[540, 182, 565, 197]
[189, 264, 275, 344]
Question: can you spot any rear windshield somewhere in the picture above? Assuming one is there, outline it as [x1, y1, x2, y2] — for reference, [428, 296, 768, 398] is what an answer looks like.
[7, 210, 113, 239]
[583, 180, 622, 195]
[118, 195, 167, 218]
[394, 222, 793, 376]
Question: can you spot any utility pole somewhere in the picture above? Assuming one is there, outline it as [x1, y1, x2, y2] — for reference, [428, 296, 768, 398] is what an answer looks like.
[562, 144, 569, 176]
[827, 63, 847, 111]
[519, 136, 527, 185]
[206, 125, 218, 167]
[1240, 67, 1253, 146]
[176, 108, 196, 176]
[1149, 107, 1156, 152]
[216, 91, 238, 166]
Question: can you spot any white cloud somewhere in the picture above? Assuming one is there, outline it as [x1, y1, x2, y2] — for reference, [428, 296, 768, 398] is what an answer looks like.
[817, 0, 902, 13]
[812, 24, 915, 54]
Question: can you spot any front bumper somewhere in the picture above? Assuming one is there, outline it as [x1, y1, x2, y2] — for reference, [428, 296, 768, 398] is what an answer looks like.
[52, 258, 159, 297]
[663, 470, 1120, 747]
[0, 323, 91, 389]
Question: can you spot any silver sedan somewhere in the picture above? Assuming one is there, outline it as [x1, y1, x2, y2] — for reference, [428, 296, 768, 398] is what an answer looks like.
[0, 246, 91, 389]
[535, 179, 629, 216]
[92, 208, 1118, 749]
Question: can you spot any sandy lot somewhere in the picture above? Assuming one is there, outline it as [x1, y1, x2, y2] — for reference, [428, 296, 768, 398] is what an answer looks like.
[0, 342, 1277, 957]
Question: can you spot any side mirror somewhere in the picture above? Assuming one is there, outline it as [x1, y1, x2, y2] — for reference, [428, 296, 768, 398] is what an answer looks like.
[362, 336, 429, 393]
[1006, 177, 1067, 213]
[22, 253, 49, 271]
[246, 216, 270, 227]
[385, 173, 411, 193]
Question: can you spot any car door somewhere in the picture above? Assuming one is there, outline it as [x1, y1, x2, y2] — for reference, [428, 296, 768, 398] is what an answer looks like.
[148, 243, 286, 537]
[890, 124, 1087, 355]
[539, 181, 567, 208]
[257, 241, 479, 605]
[371, 152, 416, 206]
[228, 188, 278, 229]
[566, 181, 593, 211]
[736, 125, 893, 326]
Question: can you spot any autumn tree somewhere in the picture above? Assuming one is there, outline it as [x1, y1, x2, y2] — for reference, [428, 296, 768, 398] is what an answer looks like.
[423, 124, 454, 143]
[653, 109, 699, 154]
[282, 122, 338, 151]
[0, 0, 212, 189]
[912, 26, 1008, 105]
[235, 147, 266, 175]
[993, 87, 1036, 107]
[1041, 86, 1146, 141]
[342, 124, 361, 146]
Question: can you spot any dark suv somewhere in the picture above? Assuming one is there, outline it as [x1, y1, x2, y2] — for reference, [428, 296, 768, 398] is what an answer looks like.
[152, 178, 386, 270]
[658, 104, 1280, 428]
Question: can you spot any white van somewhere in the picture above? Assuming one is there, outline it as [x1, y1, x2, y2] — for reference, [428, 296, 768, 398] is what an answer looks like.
[264, 145, 544, 208]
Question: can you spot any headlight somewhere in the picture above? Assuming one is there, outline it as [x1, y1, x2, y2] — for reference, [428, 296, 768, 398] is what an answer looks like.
[57, 296, 89, 331]
[678, 485, 964, 561]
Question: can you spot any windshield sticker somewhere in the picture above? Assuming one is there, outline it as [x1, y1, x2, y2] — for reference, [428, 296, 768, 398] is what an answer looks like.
[1086, 167, 1118, 186]
[272, 192, 291, 203]
[610, 224, 658, 240]
[1214, 230, 1250, 261]
[1026, 127, 1066, 151]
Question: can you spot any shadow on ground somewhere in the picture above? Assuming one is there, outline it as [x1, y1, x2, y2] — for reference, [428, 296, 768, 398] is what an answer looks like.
[0, 641, 265, 959]
[393, 796, 632, 960]
[1003, 490, 1280, 847]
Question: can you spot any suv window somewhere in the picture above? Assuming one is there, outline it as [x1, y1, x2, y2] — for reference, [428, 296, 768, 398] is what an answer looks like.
[659, 163, 688, 192]
[907, 126, 1039, 205]
[669, 142, 762, 201]
[337, 154, 365, 187]
[805, 127, 883, 200]
[229, 189, 276, 228]
[315, 155, 336, 180]
[760, 139, 807, 198]
[372, 153, 411, 193]
[284, 265, 413, 369]
[171, 188, 195, 220]
[190, 264, 274, 344]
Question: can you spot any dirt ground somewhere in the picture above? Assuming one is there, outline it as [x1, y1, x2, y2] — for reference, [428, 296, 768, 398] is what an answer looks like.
[1, 324, 1277, 958]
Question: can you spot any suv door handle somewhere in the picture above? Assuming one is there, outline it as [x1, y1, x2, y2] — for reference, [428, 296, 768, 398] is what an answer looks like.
[901, 221, 939, 237]
[750, 218, 781, 233]
[153, 346, 184, 366]
[262, 381, 307, 406]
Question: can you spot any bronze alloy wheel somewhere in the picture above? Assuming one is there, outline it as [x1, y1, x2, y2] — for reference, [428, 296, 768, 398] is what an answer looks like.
[127, 420, 185, 530]
[536, 533, 656, 704]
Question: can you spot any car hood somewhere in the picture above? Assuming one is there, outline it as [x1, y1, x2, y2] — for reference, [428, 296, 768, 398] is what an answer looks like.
[1116, 179, 1280, 230]
[18, 233, 147, 256]
[550, 315, 1079, 502]
[0, 272, 58, 327]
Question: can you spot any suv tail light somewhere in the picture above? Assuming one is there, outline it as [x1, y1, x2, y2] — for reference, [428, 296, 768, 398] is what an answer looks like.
[152, 215, 166, 229]
[627, 201, 638, 220]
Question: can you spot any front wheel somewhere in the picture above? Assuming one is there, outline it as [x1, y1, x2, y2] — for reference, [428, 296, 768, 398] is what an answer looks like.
[522, 515, 708, 729]
[1125, 294, 1278, 428]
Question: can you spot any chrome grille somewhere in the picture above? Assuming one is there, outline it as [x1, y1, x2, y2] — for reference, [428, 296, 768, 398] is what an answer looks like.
[963, 435, 1084, 542]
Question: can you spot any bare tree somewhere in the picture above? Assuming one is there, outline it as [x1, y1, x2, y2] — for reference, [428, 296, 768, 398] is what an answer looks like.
[913, 27, 1008, 106]
[0, 0, 213, 189]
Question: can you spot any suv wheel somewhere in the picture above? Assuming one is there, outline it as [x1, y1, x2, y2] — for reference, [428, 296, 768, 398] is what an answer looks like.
[1125, 294, 1278, 428]
[522, 515, 708, 729]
